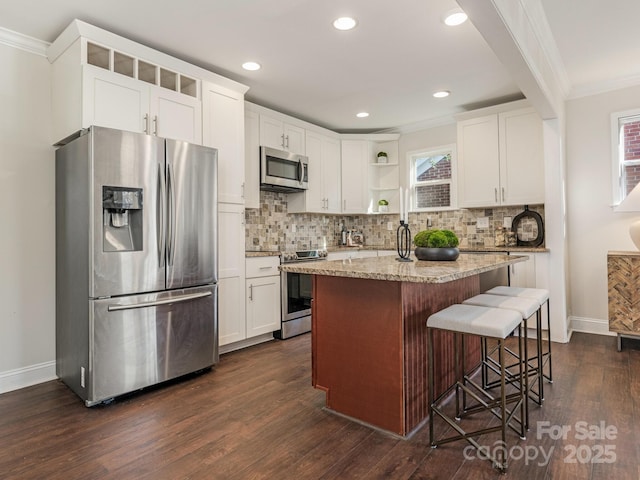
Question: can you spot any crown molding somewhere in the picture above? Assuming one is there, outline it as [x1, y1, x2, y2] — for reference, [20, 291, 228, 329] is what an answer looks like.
[377, 114, 456, 135]
[568, 74, 640, 100]
[0, 27, 49, 56]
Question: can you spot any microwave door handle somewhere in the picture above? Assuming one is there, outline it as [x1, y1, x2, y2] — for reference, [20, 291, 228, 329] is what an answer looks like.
[297, 159, 303, 185]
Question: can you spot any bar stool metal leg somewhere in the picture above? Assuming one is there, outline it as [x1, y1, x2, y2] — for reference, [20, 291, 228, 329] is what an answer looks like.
[427, 304, 526, 473]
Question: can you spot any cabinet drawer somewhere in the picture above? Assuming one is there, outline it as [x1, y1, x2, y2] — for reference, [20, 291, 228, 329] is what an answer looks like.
[246, 256, 280, 278]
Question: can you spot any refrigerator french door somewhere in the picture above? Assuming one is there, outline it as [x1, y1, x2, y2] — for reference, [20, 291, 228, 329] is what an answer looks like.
[56, 126, 218, 406]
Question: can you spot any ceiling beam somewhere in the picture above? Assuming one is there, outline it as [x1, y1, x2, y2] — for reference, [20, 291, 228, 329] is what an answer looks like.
[456, 0, 570, 120]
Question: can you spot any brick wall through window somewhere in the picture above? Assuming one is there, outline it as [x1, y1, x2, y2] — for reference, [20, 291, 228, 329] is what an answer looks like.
[623, 119, 640, 195]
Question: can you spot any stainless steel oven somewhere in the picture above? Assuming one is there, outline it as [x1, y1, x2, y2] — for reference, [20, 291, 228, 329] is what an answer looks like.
[276, 249, 327, 339]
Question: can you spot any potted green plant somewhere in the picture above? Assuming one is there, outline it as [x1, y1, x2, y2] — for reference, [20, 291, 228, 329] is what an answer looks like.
[377, 151, 388, 164]
[413, 229, 460, 261]
[378, 198, 389, 213]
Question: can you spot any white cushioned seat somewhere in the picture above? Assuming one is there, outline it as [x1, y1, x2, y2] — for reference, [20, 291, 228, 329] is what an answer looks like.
[427, 303, 521, 339]
[486, 286, 549, 306]
[463, 293, 539, 320]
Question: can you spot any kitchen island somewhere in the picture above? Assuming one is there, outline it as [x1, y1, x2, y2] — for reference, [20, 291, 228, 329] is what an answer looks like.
[280, 253, 527, 437]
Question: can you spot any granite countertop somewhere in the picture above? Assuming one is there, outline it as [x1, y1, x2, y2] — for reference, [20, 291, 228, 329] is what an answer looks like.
[459, 246, 549, 253]
[328, 245, 548, 253]
[279, 253, 527, 284]
[245, 250, 281, 258]
[246, 246, 548, 258]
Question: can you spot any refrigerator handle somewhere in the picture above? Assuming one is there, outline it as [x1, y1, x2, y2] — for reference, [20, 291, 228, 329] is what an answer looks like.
[157, 163, 166, 268]
[107, 291, 212, 312]
[167, 162, 176, 266]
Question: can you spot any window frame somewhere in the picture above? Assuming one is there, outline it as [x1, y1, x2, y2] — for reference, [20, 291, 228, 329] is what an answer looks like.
[611, 108, 640, 208]
[408, 143, 458, 212]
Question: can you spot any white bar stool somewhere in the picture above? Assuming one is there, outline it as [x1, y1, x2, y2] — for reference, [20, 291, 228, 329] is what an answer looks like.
[427, 303, 526, 473]
[486, 286, 552, 401]
[462, 293, 540, 428]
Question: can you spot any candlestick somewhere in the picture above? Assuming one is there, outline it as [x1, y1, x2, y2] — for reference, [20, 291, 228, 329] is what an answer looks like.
[396, 220, 413, 262]
[404, 188, 409, 222]
[399, 187, 404, 222]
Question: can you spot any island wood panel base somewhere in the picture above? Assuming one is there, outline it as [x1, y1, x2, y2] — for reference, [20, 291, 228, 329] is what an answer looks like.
[312, 274, 480, 436]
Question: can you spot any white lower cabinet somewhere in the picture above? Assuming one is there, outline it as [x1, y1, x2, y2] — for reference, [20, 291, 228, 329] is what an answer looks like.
[509, 252, 549, 329]
[327, 250, 378, 261]
[245, 257, 281, 338]
[509, 254, 536, 288]
[218, 203, 246, 346]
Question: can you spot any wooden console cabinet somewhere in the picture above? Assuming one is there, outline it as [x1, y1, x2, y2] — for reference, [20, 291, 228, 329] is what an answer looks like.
[607, 251, 640, 350]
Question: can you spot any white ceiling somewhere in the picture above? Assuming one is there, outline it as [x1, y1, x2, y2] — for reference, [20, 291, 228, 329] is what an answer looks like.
[1, 0, 638, 132]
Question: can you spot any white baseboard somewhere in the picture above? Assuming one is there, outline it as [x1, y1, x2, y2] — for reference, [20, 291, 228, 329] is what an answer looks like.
[568, 316, 616, 337]
[219, 333, 275, 355]
[0, 361, 57, 395]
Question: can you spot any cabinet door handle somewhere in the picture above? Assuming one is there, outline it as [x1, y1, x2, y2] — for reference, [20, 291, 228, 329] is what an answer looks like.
[144, 114, 149, 134]
[241, 182, 245, 199]
[502, 187, 505, 202]
[281, 133, 285, 148]
[249, 284, 253, 301]
[343, 199, 346, 211]
[153, 115, 158, 135]
[285, 135, 290, 149]
[494, 187, 498, 203]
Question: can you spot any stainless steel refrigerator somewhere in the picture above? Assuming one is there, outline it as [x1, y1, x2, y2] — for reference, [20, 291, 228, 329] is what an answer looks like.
[55, 126, 218, 406]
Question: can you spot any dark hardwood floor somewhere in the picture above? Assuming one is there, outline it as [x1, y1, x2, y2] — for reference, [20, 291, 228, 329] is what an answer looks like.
[1, 332, 639, 479]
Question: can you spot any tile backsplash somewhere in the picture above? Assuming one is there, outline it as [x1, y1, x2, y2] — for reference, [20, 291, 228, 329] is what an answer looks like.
[245, 191, 544, 251]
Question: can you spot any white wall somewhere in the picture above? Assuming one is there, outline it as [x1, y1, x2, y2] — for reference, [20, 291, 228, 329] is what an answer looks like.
[565, 85, 640, 334]
[0, 39, 56, 392]
[398, 123, 456, 190]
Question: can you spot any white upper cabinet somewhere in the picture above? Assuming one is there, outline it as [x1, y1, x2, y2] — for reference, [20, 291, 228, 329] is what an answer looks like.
[340, 140, 370, 214]
[55, 41, 202, 144]
[288, 131, 341, 213]
[244, 110, 261, 209]
[457, 103, 544, 208]
[48, 21, 248, 146]
[151, 86, 201, 144]
[82, 66, 150, 135]
[498, 108, 544, 205]
[203, 82, 245, 204]
[259, 115, 305, 154]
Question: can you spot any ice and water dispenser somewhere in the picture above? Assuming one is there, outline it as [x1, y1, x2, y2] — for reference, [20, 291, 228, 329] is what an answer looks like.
[102, 186, 143, 252]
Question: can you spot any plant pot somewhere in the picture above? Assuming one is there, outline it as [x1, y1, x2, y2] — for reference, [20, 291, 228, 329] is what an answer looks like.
[378, 205, 389, 213]
[414, 246, 460, 261]
[377, 156, 388, 164]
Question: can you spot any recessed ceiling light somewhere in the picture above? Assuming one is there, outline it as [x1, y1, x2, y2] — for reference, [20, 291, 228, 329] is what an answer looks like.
[433, 90, 450, 98]
[443, 9, 468, 26]
[333, 17, 357, 31]
[356, 112, 369, 118]
[242, 61, 261, 71]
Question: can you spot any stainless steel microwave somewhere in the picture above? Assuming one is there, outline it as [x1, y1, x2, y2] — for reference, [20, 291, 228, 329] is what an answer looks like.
[260, 146, 309, 193]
